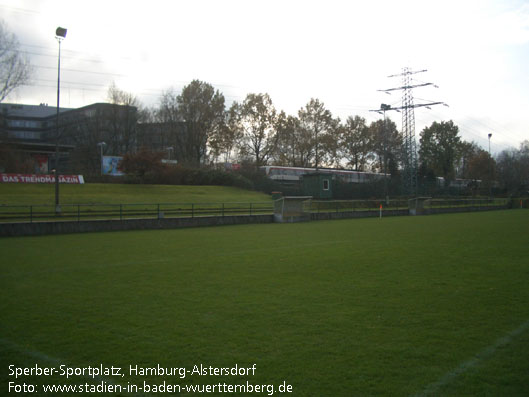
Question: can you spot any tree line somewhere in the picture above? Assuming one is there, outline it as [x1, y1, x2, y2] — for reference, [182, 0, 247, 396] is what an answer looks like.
[138, 80, 402, 173]
[57, 79, 528, 195]
[129, 80, 526, 194]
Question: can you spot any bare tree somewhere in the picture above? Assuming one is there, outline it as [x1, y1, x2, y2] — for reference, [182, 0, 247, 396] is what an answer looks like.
[157, 88, 190, 163]
[156, 81, 225, 166]
[107, 81, 139, 107]
[496, 140, 529, 194]
[0, 21, 31, 103]
[209, 102, 242, 163]
[106, 82, 140, 154]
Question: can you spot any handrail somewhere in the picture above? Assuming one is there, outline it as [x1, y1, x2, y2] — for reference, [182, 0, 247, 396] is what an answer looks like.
[0, 198, 509, 224]
[0, 201, 274, 223]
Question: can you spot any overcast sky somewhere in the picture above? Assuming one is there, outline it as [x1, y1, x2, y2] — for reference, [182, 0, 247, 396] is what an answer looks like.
[2, 0, 528, 154]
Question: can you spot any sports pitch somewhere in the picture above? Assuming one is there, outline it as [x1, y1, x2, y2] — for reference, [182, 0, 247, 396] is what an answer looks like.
[1, 210, 528, 395]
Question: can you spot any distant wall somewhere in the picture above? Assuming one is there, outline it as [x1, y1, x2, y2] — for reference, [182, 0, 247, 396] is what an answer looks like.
[423, 204, 508, 215]
[311, 209, 408, 221]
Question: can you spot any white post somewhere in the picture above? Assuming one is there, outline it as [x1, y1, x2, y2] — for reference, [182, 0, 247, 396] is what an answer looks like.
[97, 142, 106, 175]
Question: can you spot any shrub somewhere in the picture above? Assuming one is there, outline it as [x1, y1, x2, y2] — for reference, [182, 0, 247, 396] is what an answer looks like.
[131, 165, 254, 190]
[119, 148, 167, 177]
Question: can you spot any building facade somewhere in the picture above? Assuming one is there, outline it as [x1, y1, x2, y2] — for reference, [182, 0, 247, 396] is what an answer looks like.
[0, 102, 138, 174]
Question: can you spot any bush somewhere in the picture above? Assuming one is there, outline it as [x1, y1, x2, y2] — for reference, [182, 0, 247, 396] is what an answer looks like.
[235, 164, 302, 195]
[119, 148, 167, 177]
[135, 165, 254, 190]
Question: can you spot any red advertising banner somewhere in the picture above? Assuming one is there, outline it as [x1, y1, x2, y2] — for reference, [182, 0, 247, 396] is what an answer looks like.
[0, 174, 85, 184]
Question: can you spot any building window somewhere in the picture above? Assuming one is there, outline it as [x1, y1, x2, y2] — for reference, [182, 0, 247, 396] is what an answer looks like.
[8, 120, 39, 128]
[9, 131, 40, 139]
[323, 179, 329, 190]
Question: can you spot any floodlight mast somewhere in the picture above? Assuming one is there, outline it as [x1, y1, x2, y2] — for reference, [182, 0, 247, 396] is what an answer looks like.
[488, 133, 493, 198]
[54, 27, 67, 213]
[368, 104, 392, 201]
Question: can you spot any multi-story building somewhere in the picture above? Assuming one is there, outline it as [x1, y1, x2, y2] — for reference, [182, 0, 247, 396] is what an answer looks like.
[0, 103, 73, 173]
[0, 102, 138, 174]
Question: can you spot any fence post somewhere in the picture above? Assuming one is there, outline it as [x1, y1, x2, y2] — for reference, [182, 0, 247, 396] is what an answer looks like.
[120, 204, 123, 221]
[222, 203, 225, 217]
[78, 205, 80, 222]
[30, 206, 33, 223]
[192, 204, 194, 218]
[250, 203, 252, 216]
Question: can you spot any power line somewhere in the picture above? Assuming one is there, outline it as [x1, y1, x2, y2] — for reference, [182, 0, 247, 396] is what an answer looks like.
[0, 4, 40, 15]
[414, 110, 521, 153]
[462, 115, 525, 144]
[20, 50, 106, 64]
[34, 64, 126, 78]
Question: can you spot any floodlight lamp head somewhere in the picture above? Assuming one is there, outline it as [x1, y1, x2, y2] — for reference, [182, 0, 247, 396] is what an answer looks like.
[56, 27, 67, 39]
[488, 133, 492, 139]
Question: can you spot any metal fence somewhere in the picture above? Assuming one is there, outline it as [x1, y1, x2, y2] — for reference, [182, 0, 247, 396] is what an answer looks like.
[0, 198, 510, 224]
[311, 199, 408, 213]
[425, 198, 508, 209]
[310, 198, 508, 214]
[0, 202, 274, 223]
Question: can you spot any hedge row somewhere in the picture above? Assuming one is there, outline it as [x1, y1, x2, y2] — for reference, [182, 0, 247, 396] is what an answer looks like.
[86, 166, 290, 194]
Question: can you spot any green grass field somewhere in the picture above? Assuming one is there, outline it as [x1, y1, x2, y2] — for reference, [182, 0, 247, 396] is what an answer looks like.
[1, 210, 528, 396]
[0, 183, 271, 205]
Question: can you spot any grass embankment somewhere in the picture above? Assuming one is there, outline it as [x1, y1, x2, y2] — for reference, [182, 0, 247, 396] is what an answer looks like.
[1, 210, 528, 395]
[0, 183, 271, 205]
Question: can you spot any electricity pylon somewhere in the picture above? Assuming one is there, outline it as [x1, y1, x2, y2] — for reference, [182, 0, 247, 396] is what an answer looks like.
[375, 68, 446, 196]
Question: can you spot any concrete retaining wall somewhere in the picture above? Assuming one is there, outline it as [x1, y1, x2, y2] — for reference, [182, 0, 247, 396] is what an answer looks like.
[312, 209, 409, 221]
[0, 205, 510, 237]
[0, 214, 274, 237]
[423, 205, 508, 215]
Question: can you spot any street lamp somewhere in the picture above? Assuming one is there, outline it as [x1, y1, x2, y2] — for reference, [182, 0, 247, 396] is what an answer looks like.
[54, 27, 67, 213]
[97, 142, 106, 175]
[381, 104, 391, 204]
